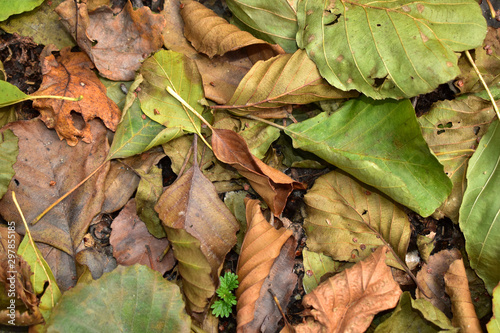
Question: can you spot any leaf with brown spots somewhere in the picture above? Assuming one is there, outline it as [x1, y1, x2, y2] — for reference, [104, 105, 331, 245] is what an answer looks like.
[212, 128, 306, 216]
[31, 47, 121, 146]
[56, 0, 166, 81]
[294, 246, 402, 333]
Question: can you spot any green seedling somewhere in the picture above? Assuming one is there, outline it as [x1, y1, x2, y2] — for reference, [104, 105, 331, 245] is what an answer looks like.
[211, 272, 239, 318]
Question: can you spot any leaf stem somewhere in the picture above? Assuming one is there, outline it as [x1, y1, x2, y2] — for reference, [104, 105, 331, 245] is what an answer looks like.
[31, 161, 107, 225]
[165, 86, 213, 149]
[242, 115, 288, 131]
[12, 192, 58, 307]
[465, 50, 500, 121]
[0, 95, 83, 108]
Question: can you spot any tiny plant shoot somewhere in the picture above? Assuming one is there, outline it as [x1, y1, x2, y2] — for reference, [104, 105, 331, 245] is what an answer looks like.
[211, 272, 239, 318]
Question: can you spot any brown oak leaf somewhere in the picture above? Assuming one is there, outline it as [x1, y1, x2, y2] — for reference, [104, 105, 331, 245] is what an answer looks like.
[31, 47, 120, 146]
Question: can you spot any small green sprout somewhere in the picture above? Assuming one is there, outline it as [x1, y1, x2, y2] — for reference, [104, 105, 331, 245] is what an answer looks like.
[211, 272, 239, 318]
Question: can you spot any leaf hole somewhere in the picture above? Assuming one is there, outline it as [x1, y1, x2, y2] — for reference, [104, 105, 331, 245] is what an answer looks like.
[437, 129, 445, 135]
[70, 111, 86, 131]
[372, 76, 387, 88]
[376, 24, 381, 27]
[362, 210, 367, 215]
[473, 126, 480, 135]
[14, 179, 19, 186]
[324, 12, 341, 26]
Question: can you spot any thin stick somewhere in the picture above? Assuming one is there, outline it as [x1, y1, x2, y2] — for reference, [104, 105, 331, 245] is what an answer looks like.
[12, 192, 58, 307]
[243, 114, 288, 131]
[465, 50, 500, 121]
[32, 161, 107, 225]
[485, 0, 496, 19]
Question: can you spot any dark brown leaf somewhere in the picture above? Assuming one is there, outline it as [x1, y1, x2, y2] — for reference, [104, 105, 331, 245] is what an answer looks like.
[212, 128, 306, 216]
[31, 47, 121, 146]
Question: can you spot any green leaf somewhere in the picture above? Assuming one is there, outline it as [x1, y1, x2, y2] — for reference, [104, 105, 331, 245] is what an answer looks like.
[285, 97, 452, 216]
[45, 265, 191, 333]
[17, 235, 61, 321]
[219, 272, 239, 291]
[0, 80, 29, 107]
[303, 170, 411, 269]
[100, 78, 132, 111]
[226, 0, 298, 53]
[302, 248, 352, 293]
[0, 129, 18, 200]
[296, 0, 486, 99]
[488, 282, 500, 333]
[211, 299, 233, 318]
[374, 292, 458, 332]
[460, 118, 500, 293]
[138, 50, 203, 133]
[135, 166, 166, 238]
[222, 50, 356, 113]
[418, 94, 496, 222]
[0, 0, 44, 22]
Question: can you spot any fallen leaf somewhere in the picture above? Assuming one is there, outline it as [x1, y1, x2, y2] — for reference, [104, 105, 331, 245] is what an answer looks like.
[445, 258, 482, 333]
[56, 0, 166, 81]
[294, 246, 401, 333]
[416, 249, 462, 317]
[374, 292, 458, 333]
[181, 0, 283, 58]
[488, 283, 500, 332]
[0, 129, 18, 200]
[155, 163, 239, 316]
[217, 50, 357, 114]
[110, 199, 175, 275]
[303, 170, 411, 268]
[31, 47, 121, 146]
[212, 128, 306, 216]
[75, 248, 117, 280]
[0, 118, 109, 290]
[44, 265, 191, 332]
[135, 166, 165, 238]
[236, 199, 295, 331]
[0, 0, 44, 21]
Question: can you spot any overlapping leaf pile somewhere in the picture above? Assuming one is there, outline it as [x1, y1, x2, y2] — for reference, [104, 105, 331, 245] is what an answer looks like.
[0, 0, 497, 331]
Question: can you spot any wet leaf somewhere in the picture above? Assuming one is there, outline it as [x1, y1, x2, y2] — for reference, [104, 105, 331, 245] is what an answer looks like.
[155, 164, 239, 315]
[286, 96, 452, 217]
[181, 0, 283, 58]
[0, 0, 74, 49]
[110, 200, 174, 274]
[219, 49, 357, 114]
[138, 50, 202, 134]
[45, 265, 191, 333]
[460, 119, 500, 293]
[0, 119, 109, 289]
[31, 47, 121, 146]
[304, 170, 410, 268]
[0, 129, 18, 200]
[374, 292, 457, 333]
[419, 94, 496, 222]
[444, 258, 481, 332]
[212, 128, 305, 216]
[236, 199, 295, 331]
[294, 246, 402, 333]
[226, 0, 298, 53]
[0, 0, 44, 22]
[56, 0, 166, 81]
[296, 0, 486, 99]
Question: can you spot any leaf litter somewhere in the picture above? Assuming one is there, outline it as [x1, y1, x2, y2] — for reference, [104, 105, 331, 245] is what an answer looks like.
[0, 0, 497, 331]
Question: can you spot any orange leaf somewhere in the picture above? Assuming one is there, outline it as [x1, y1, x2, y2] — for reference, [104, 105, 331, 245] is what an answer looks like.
[295, 246, 402, 333]
[212, 128, 305, 216]
[31, 47, 121, 146]
[236, 199, 295, 331]
[181, 0, 283, 58]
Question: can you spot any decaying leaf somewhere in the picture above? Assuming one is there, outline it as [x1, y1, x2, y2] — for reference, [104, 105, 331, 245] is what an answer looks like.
[212, 128, 306, 216]
[445, 258, 481, 332]
[215, 49, 356, 114]
[416, 249, 462, 317]
[0, 129, 18, 200]
[303, 170, 411, 269]
[110, 199, 175, 275]
[294, 246, 402, 333]
[155, 163, 239, 316]
[236, 199, 296, 331]
[0, 119, 110, 290]
[31, 47, 121, 146]
[56, 0, 166, 80]
[181, 0, 283, 58]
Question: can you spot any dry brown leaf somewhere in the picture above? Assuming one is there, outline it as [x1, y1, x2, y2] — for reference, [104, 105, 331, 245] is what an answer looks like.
[445, 258, 481, 333]
[236, 199, 295, 331]
[31, 47, 121, 146]
[416, 248, 462, 317]
[294, 246, 402, 333]
[75, 247, 117, 280]
[110, 199, 175, 275]
[162, 0, 278, 104]
[0, 119, 110, 290]
[212, 128, 306, 216]
[181, 0, 283, 58]
[56, 0, 166, 80]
